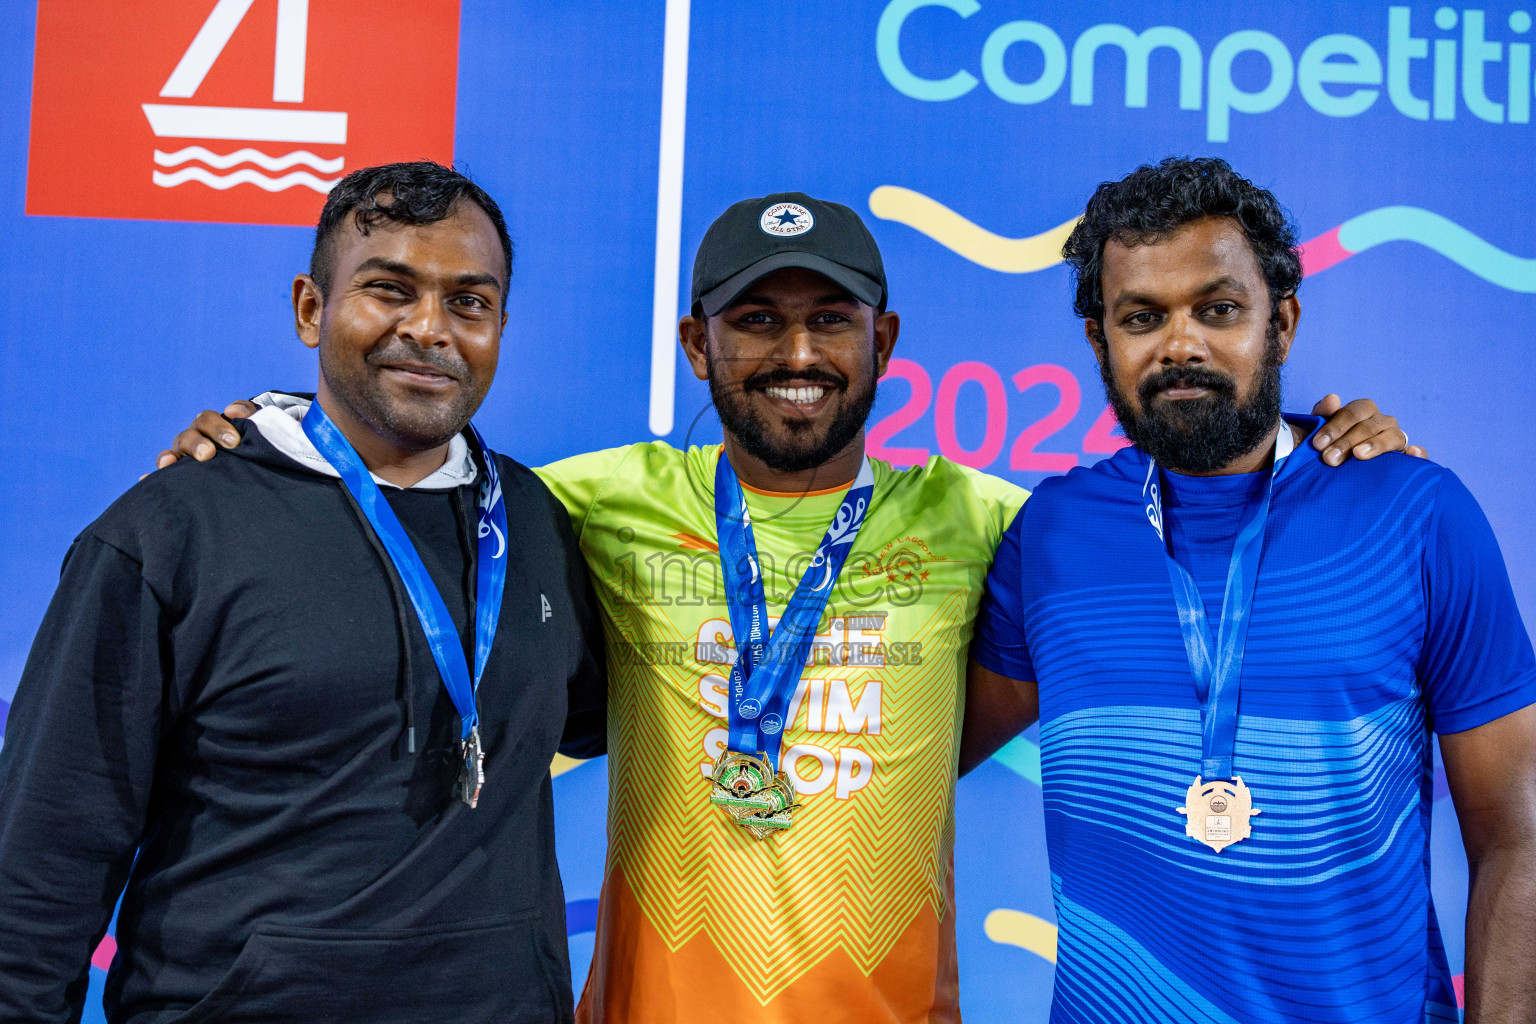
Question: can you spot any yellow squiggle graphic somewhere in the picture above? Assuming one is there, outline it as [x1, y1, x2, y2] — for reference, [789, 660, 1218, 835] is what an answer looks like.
[869, 186, 1079, 273]
[551, 754, 587, 778]
[984, 908, 1059, 963]
[873, 187, 1536, 294]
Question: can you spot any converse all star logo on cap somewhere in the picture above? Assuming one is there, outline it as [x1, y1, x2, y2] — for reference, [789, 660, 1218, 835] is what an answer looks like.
[760, 202, 814, 236]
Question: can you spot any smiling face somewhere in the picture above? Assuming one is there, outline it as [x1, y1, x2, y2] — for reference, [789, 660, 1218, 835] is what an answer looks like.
[294, 201, 507, 457]
[1086, 216, 1299, 474]
[680, 267, 898, 478]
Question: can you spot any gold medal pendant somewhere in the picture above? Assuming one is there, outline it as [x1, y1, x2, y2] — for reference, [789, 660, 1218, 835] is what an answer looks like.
[707, 750, 799, 840]
[1177, 776, 1260, 853]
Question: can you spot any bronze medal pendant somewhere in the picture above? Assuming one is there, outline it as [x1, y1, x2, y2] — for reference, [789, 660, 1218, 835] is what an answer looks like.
[1177, 776, 1260, 853]
[1146, 433, 1294, 860]
[707, 750, 799, 840]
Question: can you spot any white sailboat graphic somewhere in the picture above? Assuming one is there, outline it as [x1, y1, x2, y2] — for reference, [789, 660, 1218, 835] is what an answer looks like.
[142, 0, 345, 193]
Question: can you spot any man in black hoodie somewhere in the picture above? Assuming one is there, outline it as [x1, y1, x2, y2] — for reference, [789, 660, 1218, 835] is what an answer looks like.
[0, 162, 605, 1023]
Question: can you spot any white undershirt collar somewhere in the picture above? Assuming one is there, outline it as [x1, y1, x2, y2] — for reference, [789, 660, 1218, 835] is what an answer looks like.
[249, 392, 478, 491]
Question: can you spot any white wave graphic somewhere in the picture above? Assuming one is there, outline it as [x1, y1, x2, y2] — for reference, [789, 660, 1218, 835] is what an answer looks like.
[154, 146, 344, 173]
[152, 167, 339, 194]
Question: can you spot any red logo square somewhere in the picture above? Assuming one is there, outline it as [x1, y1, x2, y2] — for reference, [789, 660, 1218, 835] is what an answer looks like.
[26, 0, 461, 227]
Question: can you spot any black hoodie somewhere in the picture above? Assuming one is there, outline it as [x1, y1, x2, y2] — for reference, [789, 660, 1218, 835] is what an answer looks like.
[0, 418, 606, 1023]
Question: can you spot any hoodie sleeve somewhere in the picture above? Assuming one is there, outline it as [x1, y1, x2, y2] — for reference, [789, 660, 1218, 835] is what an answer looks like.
[551, 488, 608, 760]
[0, 533, 166, 1023]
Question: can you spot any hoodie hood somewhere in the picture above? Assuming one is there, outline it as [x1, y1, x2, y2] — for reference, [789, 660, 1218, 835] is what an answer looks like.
[247, 391, 477, 491]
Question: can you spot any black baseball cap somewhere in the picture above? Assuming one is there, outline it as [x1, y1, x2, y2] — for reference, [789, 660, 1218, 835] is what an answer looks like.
[690, 192, 888, 317]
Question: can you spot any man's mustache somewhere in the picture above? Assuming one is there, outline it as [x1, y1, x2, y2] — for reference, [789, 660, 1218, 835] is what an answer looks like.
[1137, 366, 1237, 406]
[739, 367, 849, 392]
[367, 342, 470, 380]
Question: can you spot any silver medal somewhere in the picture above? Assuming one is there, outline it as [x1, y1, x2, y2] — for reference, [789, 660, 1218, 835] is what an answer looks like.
[459, 727, 485, 808]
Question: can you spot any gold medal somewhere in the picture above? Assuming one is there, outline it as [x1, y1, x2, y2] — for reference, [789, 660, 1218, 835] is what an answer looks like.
[707, 750, 799, 840]
[1177, 776, 1260, 853]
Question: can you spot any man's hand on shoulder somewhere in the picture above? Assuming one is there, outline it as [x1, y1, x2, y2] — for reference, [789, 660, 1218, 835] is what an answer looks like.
[153, 401, 258, 471]
[1309, 394, 1429, 466]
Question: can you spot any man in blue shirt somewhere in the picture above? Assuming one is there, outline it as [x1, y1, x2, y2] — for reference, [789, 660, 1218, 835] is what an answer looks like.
[963, 157, 1536, 1024]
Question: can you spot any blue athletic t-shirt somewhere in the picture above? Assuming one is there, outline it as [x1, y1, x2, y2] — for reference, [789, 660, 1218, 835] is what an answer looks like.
[972, 415, 1536, 1024]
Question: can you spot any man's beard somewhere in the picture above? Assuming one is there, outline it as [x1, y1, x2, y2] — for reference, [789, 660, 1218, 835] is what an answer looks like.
[1102, 327, 1284, 474]
[707, 351, 876, 475]
[320, 336, 485, 453]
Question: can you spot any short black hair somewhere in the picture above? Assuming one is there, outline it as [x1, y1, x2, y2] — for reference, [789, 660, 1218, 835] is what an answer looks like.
[1062, 157, 1301, 330]
[309, 161, 513, 298]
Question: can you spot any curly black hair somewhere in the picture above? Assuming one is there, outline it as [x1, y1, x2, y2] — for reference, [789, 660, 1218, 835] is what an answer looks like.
[309, 161, 512, 298]
[1062, 157, 1301, 334]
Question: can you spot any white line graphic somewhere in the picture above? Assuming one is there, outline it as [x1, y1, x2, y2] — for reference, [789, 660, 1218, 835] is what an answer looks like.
[152, 167, 339, 194]
[159, 0, 311, 105]
[154, 147, 344, 173]
[273, 0, 309, 102]
[160, 0, 257, 98]
[648, 0, 691, 436]
[142, 104, 347, 144]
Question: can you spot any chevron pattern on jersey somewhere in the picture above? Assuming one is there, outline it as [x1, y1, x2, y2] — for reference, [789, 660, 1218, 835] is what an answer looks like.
[565, 446, 1026, 1007]
[598, 572, 972, 1001]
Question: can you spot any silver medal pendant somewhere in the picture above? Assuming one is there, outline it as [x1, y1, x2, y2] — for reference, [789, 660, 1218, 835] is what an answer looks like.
[459, 727, 485, 809]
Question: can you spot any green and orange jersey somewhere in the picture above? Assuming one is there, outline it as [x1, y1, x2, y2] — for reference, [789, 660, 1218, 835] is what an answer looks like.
[534, 442, 1026, 1024]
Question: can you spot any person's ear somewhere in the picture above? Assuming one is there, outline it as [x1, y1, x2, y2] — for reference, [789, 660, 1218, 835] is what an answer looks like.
[1084, 319, 1109, 375]
[294, 275, 323, 350]
[679, 314, 710, 382]
[1274, 293, 1300, 365]
[873, 310, 900, 378]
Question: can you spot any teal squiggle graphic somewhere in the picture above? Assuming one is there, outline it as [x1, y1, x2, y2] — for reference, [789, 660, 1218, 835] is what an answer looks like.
[991, 734, 1041, 786]
[871, 186, 1536, 294]
[1337, 206, 1536, 293]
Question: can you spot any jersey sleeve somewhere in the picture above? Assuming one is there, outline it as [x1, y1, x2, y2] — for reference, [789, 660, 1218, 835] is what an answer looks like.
[953, 463, 1030, 552]
[970, 502, 1036, 682]
[1418, 469, 1536, 734]
[533, 446, 636, 541]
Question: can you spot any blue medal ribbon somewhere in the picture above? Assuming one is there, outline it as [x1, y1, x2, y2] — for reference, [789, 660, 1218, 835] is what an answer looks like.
[302, 401, 508, 744]
[715, 453, 876, 767]
[1141, 422, 1296, 780]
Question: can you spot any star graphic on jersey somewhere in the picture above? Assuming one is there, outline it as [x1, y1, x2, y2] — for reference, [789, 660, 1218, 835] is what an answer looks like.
[773, 208, 801, 228]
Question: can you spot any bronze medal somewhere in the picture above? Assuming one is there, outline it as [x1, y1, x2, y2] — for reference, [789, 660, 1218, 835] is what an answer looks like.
[707, 750, 799, 840]
[1177, 775, 1260, 853]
